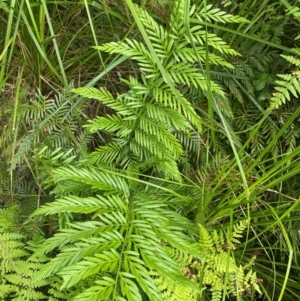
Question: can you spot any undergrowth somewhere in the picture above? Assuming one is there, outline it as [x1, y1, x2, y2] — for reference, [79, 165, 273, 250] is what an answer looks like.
[1, 0, 300, 301]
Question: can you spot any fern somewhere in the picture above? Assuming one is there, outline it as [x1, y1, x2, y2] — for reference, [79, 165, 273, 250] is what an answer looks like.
[31, 168, 200, 301]
[151, 221, 261, 301]
[151, 269, 198, 301]
[30, 161, 263, 301]
[73, 1, 245, 180]
[197, 4, 249, 24]
[286, 6, 300, 19]
[269, 18, 300, 109]
[23, 2, 264, 300]
[270, 58, 300, 108]
[0, 208, 71, 300]
[197, 222, 261, 299]
[11, 86, 91, 169]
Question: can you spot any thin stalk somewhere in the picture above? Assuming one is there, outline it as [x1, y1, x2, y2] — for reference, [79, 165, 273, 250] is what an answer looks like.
[266, 204, 293, 301]
[83, 0, 105, 67]
[41, 0, 68, 86]
[191, 19, 296, 54]
[0, 0, 17, 90]
[20, 9, 64, 84]
[10, 64, 25, 189]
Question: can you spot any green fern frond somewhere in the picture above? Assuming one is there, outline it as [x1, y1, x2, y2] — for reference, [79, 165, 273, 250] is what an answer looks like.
[151, 220, 260, 301]
[270, 63, 300, 108]
[168, 62, 223, 93]
[11, 87, 90, 169]
[97, 40, 158, 76]
[22, 2, 261, 301]
[199, 223, 214, 251]
[189, 30, 240, 56]
[73, 87, 132, 115]
[281, 54, 300, 67]
[172, 47, 234, 68]
[286, 6, 300, 18]
[197, 221, 261, 300]
[151, 270, 198, 301]
[74, 82, 193, 180]
[226, 219, 248, 248]
[0, 209, 64, 300]
[197, 4, 249, 24]
[59, 249, 120, 289]
[49, 165, 130, 195]
[31, 165, 204, 301]
[71, 0, 247, 182]
[32, 194, 126, 216]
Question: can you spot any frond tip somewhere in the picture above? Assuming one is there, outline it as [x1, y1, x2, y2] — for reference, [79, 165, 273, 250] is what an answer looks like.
[270, 54, 300, 108]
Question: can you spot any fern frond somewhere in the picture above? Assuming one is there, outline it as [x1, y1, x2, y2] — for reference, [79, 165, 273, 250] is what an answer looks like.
[32, 194, 126, 216]
[195, 221, 261, 300]
[31, 166, 205, 300]
[281, 54, 300, 67]
[96, 40, 158, 76]
[0, 209, 62, 300]
[172, 47, 234, 68]
[73, 87, 133, 115]
[189, 30, 240, 56]
[168, 62, 223, 93]
[286, 6, 300, 18]
[11, 87, 90, 169]
[197, 4, 249, 24]
[270, 62, 300, 108]
[60, 249, 120, 289]
[49, 165, 130, 195]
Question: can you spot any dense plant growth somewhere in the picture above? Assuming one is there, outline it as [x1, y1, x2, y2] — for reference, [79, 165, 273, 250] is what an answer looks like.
[1, 0, 300, 300]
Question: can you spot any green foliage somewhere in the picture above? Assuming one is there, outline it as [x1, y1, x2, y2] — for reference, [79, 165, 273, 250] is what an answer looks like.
[270, 55, 300, 108]
[31, 168, 199, 301]
[10, 86, 91, 169]
[2, 0, 300, 301]
[151, 269, 198, 301]
[197, 4, 248, 24]
[197, 222, 261, 299]
[267, 6, 300, 110]
[73, 0, 246, 180]
[0, 204, 87, 301]
[0, 208, 55, 300]
[29, 161, 263, 301]
[22, 4, 260, 300]
[151, 221, 261, 301]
